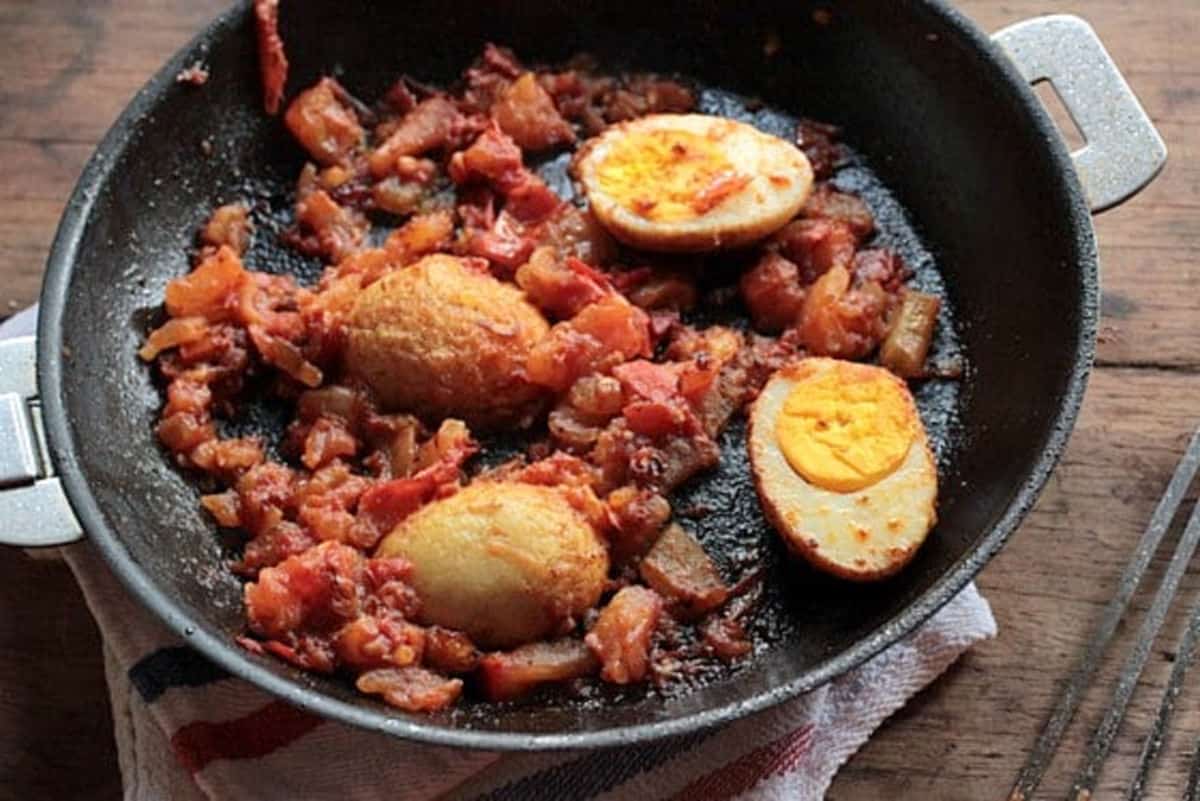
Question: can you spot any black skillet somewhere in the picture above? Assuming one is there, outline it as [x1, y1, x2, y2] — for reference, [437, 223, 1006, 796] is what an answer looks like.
[0, 0, 1165, 749]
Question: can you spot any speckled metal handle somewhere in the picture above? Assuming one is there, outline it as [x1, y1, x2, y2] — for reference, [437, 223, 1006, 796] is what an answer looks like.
[994, 14, 1167, 213]
[0, 336, 82, 547]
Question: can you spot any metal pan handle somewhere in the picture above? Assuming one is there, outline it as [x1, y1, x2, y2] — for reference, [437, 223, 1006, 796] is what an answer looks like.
[993, 14, 1167, 214]
[0, 336, 82, 547]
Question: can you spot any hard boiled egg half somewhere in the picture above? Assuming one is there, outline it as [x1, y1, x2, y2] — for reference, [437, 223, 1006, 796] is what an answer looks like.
[748, 358, 937, 581]
[575, 114, 814, 252]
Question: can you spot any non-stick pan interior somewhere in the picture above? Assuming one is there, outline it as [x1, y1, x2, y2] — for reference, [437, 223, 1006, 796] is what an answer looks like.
[42, 0, 1093, 745]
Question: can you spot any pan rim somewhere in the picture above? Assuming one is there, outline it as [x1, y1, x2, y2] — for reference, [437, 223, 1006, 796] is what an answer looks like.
[36, 0, 1097, 751]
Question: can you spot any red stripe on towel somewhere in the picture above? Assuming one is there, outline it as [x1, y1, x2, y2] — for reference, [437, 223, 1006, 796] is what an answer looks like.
[170, 700, 323, 774]
[665, 724, 815, 801]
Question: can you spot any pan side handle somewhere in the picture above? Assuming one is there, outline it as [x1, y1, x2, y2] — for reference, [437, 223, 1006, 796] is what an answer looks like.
[993, 14, 1167, 214]
[0, 336, 83, 547]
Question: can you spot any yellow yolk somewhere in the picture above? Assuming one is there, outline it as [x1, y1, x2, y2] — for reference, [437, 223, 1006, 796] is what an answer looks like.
[774, 362, 917, 492]
[592, 129, 751, 222]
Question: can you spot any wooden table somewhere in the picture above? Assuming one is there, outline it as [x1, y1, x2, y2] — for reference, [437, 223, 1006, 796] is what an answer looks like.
[1, 1, 1197, 798]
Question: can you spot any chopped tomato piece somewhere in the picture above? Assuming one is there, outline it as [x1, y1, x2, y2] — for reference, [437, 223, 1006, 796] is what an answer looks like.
[504, 177, 562, 223]
[357, 476, 439, 537]
[612, 359, 679, 403]
[234, 462, 294, 531]
[384, 210, 454, 264]
[236, 522, 317, 576]
[572, 296, 652, 359]
[586, 586, 662, 684]
[773, 218, 857, 283]
[247, 325, 323, 388]
[334, 615, 426, 670]
[511, 451, 600, 490]
[639, 523, 728, 618]
[449, 124, 562, 223]
[285, 78, 364, 167]
[139, 316, 209, 361]
[356, 667, 463, 712]
[369, 97, 464, 177]
[253, 0, 288, 115]
[363, 557, 420, 617]
[244, 541, 364, 641]
[740, 251, 805, 334]
[165, 246, 247, 322]
[701, 617, 752, 662]
[200, 490, 241, 527]
[492, 72, 575, 151]
[163, 372, 213, 417]
[605, 485, 671, 560]
[291, 189, 367, 263]
[526, 296, 651, 392]
[156, 412, 215, 453]
[448, 123, 524, 188]
[191, 436, 265, 479]
[356, 424, 475, 536]
[802, 184, 875, 239]
[795, 118, 844, 179]
[467, 228, 536, 271]
[798, 264, 893, 359]
[622, 400, 694, 438]
[515, 247, 609, 319]
[301, 418, 358, 469]
[477, 639, 598, 701]
[414, 419, 478, 473]
[201, 204, 254, 255]
[424, 627, 481, 674]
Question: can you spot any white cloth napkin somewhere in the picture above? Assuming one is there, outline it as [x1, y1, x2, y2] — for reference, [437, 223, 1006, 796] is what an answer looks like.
[3, 307, 996, 801]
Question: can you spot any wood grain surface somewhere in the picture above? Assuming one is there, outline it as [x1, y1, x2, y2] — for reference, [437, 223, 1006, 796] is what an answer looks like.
[0, 2, 1197, 799]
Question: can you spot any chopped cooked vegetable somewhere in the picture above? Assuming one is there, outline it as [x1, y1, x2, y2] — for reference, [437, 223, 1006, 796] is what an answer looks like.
[284, 78, 364, 167]
[253, 0, 288, 115]
[477, 639, 598, 701]
[639, 523, 728, 618]
[493, 72, 575, 151]
[139, 41, 945, 713]
[356, 667, 463, 711]
[585, 586, 663, 684]
[880, 291, 941, 377]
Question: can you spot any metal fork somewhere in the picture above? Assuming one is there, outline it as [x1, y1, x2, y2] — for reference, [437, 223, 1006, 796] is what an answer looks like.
[1008, 427, 1200, 801]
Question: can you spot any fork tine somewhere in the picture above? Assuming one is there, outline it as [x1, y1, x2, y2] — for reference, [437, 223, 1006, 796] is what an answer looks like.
[1125, 591, 1200, 801]
[1008, 427, 1200, 801]
[1186, 740, 1200, 801]
[1068, 498, 1200, 800]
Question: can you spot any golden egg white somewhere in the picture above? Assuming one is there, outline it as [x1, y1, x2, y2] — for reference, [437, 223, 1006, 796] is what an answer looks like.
[375, 481, 609, 649]
[747, 358, 937, 581]
[575, 113, 814, 253]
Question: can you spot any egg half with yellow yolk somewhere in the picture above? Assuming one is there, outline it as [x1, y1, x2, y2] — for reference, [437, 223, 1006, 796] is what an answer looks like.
[748, 358, 937, 581]
[574, 113, 814, 252]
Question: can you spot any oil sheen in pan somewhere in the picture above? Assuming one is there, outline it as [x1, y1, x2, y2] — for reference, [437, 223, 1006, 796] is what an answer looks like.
[212, 86, 966, 716]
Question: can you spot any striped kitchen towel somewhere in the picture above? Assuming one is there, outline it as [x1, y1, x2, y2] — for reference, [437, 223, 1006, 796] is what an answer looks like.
[4, 307, 997, 800]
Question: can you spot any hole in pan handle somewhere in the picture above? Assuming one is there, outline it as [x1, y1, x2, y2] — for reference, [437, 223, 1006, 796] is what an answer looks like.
[993, 14, 1168, 214]
[0, 336, 83, 548]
